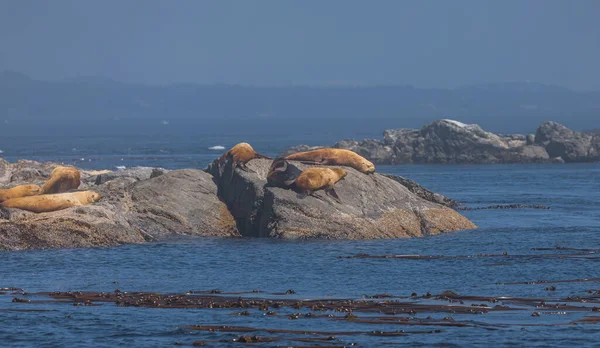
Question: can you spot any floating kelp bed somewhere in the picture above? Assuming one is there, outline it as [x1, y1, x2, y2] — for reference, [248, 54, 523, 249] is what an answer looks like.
[3, 284, 600, 346]
[3, 246, 600, 346]
[340, 245, 600, 261]
[456, 204, 552, 211]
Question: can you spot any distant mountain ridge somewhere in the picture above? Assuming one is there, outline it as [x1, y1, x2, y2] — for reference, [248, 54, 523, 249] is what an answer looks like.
[0, 71, 598, 134]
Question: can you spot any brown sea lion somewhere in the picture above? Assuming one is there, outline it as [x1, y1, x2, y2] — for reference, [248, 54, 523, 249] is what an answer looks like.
[289, 167, 347, 203]
[42, 166, 81, 194]
[0, 184, 42, 202]
[266, 158, 303, 188]
[284, 148, 375, 174]
[218, 142, 271, 180]
[1, 190, 101, 213]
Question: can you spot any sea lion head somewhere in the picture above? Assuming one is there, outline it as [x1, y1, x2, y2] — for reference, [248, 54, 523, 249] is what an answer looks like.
[92, 192, 101, 201]
[268, 158, 288, 174]
[85, 191, 102, 204]
[359, 158, 376, 174]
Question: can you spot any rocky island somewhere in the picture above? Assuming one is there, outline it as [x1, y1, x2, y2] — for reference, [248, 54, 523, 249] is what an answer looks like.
[282, 120, 600, 164]
[0, 155, 475, 251]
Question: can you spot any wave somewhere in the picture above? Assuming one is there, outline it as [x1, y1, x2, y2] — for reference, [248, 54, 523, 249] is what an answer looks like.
[208, 145, 225, 150]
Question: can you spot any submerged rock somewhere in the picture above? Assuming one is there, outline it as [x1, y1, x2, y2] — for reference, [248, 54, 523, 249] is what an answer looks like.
[207, 158, 475, 239]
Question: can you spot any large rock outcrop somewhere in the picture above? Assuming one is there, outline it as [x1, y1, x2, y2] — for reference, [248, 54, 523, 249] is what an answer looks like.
[0, 162, 238, 251]
[282, 120, 599, 164]
[206, 158, 475, 239]
[0, 154, 475, 250]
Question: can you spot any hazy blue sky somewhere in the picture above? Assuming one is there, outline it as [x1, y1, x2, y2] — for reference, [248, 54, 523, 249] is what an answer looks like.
[1, 0, 599, 89]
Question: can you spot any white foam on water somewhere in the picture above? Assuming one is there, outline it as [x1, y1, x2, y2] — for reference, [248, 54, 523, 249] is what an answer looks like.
[116, 166, 126, 170]
[209, 145, 226, 150]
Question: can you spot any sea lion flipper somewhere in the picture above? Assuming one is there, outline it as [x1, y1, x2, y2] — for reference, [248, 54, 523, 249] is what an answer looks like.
[299, 161, 322, 166]
[308, 192, 332, 204]
[326, 188, 342, 203]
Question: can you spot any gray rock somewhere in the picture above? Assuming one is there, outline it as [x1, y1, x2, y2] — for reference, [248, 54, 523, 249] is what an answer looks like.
[381, 174, 459, 208]
[534, 121, 599, 162]
[0, 162, 238, 251]
[281, 119, 600, 165]
[10, 168, 42, 183]
[0, 160, 61, 187]
[499, 134, 527, 148]
[526, 134, 535, 145]
[0, 206, 9, 220]
[391, 120, 521, 164]
[127, 169, 238, 240]
[508, 145, 550, 163]
[383, 128, 418, 146]
[90, 166, 168, 185]
[207, 158, 475, 239]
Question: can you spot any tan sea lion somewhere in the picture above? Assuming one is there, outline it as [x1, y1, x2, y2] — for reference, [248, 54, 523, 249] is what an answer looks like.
[42, 166, 81, 194]
[218, 142, 271, 179]
[288, 167, 347, 203]
[284, 148, 375, 174]
[1, 191, 101, 213]
[0, 184, 42, 202]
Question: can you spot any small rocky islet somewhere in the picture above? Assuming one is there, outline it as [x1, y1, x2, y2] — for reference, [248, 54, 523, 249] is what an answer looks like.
[0, 146, 475, 251]
[281, 120, 600, 164]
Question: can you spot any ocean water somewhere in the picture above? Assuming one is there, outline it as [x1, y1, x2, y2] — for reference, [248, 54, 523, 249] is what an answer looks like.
[1, 128, 600, 347]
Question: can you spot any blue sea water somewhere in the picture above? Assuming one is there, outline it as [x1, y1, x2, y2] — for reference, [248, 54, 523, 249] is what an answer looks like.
[1, 126, 600, 347]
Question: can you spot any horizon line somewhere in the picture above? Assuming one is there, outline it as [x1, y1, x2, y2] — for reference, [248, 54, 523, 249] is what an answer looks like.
[2, 70, 596, 93]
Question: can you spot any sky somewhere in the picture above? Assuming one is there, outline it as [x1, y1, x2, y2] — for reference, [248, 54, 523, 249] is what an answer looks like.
[0, 0, 599, 89]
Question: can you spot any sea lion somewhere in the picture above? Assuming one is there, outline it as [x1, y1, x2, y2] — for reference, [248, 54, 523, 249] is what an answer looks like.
[42, 166, 81, 194]
[266, 158, 303, 188]
[0, 184, 42, 202]
[218, 142, 271, 179]
[1, 190, 101, 213]
[288, 167, 347, 203]
[284, 148, 375, 174]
